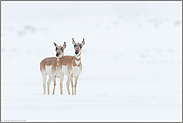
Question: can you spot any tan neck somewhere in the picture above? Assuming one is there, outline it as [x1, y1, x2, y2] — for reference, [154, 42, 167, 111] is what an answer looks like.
[74, 54, 81, 66]
[75, 56, 81, 61]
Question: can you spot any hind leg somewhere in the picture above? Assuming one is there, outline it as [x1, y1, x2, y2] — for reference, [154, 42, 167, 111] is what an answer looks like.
[74, 76, 79, 95]
[41, 71, 47, 94]
[67, 74, 74, 95]
[66, 76, 70, 95]
[47, 76, 52, 94]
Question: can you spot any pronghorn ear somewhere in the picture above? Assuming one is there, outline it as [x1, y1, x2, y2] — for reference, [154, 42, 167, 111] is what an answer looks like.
[63, 42, 66, 49]
[72, 38, 76, 45]
[54, 42, 58, 47]
[82, 38, 85, 45]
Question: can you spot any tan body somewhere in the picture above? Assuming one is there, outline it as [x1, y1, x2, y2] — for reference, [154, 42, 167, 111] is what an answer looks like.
[40, 57, 58, 94]
[40, 39, 85, 95]
[56, 38, 85, 95]
[57, 55, 82, 95]
[40, 42, 66, 94]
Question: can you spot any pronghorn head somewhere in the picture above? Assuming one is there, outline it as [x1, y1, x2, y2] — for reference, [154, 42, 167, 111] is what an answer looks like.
[54, 42, 66, 58]
[72, 38, 85, 57]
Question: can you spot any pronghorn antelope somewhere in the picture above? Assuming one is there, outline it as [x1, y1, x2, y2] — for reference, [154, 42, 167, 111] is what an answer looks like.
[40, 42, 66, 94]
[56, 38, 85, 95]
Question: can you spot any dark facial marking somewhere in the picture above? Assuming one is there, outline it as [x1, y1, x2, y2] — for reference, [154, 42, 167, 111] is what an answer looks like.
[75, 51, 79, 55]
[74, 44, 82, 49]
[61, 47, 63, 52]
[55, 47, 58, 51]
[56, 53, 59, 57]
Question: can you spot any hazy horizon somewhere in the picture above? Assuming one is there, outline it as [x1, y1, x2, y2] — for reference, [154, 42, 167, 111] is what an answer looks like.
[2, 1, 182, 23]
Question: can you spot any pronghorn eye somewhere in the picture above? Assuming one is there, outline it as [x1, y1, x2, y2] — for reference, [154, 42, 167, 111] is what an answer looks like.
[79, 45, 82, 48]
[60, 47, 63, 52]
[74, 45, 76, 47]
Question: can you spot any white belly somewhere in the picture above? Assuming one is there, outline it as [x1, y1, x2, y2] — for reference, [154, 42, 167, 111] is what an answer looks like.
[45, 65, 59, 78]
[71, 66, 81, 78]
[45, 65, 52, 76]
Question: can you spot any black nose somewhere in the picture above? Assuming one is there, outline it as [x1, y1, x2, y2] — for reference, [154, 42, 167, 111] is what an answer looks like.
[56, 53, 59, 57]
[75, 51, 78, 55]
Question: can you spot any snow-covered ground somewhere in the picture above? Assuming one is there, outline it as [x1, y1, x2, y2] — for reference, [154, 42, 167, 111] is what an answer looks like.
[1, 1, 182, 122]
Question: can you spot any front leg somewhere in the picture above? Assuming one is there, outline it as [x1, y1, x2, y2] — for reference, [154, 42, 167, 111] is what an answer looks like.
[52, 76, 56, 94]
[58, 69, 64, 95]
[60, 73, 64, 95]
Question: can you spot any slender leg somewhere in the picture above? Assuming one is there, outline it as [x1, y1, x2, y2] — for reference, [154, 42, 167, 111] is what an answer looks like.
[52, 76, 56, 94]
[59, 73, 64, 95]
[42, 72, 47, 94]
[74, 76, 79, 95]
[58, 69, 64, 95]
[66, 77, 70, 95]
[68, 75, 74, 95]
[47, 76, 52, 95]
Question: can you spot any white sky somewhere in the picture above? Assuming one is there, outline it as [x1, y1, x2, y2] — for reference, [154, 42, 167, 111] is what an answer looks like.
[2, 1, 182, 23]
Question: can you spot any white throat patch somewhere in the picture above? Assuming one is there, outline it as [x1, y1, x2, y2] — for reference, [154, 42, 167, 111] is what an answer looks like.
[75, 60, 81, 65]
[75, 55, 81, 59]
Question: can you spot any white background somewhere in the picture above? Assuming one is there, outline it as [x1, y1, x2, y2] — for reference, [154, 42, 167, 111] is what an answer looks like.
[1, 1, 182, 122]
